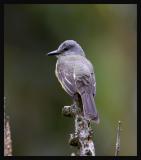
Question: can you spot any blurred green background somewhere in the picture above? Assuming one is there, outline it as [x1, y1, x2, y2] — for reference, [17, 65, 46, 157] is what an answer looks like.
[4, 4, 137, 156]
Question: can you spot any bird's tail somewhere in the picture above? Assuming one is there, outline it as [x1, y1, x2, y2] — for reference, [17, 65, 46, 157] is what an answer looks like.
[80, 92, 99, 123]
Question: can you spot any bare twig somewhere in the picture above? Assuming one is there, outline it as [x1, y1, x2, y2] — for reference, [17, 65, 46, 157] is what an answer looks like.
[115, 121, 122, 156]
[4, 97, 12, 156]
[62, 104, 95, 156]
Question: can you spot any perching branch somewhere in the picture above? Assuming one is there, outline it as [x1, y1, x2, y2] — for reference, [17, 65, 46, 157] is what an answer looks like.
[115, 121, 122, 156]
[62, 104, 95, 156]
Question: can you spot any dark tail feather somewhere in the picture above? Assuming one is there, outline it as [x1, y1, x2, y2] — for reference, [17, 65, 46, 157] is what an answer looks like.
[80, 92, 100, 123]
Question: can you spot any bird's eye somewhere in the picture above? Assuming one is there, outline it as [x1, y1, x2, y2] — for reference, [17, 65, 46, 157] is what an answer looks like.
[63, 47, 69, 51]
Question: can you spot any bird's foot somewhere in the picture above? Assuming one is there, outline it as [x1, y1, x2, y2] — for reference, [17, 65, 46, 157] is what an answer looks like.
[62, 104, 81, 117]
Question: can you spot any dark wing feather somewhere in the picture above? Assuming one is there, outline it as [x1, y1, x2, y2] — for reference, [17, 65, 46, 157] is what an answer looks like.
[75, 72, 96, 95]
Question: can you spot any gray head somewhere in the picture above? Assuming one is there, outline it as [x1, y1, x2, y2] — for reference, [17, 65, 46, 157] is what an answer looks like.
[47, 40, 85, 57]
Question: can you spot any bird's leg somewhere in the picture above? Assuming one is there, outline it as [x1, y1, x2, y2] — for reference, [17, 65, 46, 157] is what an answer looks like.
[62, 94, 81, 117]
[70, 98, 81, 118]
[72, 93, 82, 113]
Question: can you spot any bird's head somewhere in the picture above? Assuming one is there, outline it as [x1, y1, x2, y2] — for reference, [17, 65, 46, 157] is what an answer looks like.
[47, 40, 85, 57]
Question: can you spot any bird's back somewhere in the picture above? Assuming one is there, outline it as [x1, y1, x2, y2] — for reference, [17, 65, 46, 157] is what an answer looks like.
[55, 54, 96, 96]
[57, 54, 94, 75]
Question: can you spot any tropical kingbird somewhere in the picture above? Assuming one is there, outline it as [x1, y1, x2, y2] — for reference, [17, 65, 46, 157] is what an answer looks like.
[47, 40, 99, 123]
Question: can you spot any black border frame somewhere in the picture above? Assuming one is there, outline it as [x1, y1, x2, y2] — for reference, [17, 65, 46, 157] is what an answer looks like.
[1, 1, 140, 159]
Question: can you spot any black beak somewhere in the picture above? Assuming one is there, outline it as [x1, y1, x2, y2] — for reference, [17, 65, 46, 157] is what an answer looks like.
[46, 50, 60, 56]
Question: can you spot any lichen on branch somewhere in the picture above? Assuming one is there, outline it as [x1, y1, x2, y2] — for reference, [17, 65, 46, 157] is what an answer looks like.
[62, 104, 95, 156]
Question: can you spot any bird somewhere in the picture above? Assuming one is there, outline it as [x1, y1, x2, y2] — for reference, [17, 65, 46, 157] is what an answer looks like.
[47, 40, 99, 123]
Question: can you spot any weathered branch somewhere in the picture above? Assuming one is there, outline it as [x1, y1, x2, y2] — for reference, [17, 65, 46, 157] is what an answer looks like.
[62, 104, 95, 156]
[4, 97, 12, 156]
[115, 121, 122, 156]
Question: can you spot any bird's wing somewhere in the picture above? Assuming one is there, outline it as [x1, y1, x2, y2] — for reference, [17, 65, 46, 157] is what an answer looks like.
[74, 59, 96, 96]
[75, 73, 93, 94]
[74, 66, 98, 121]
[56, 63, 76, 96]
